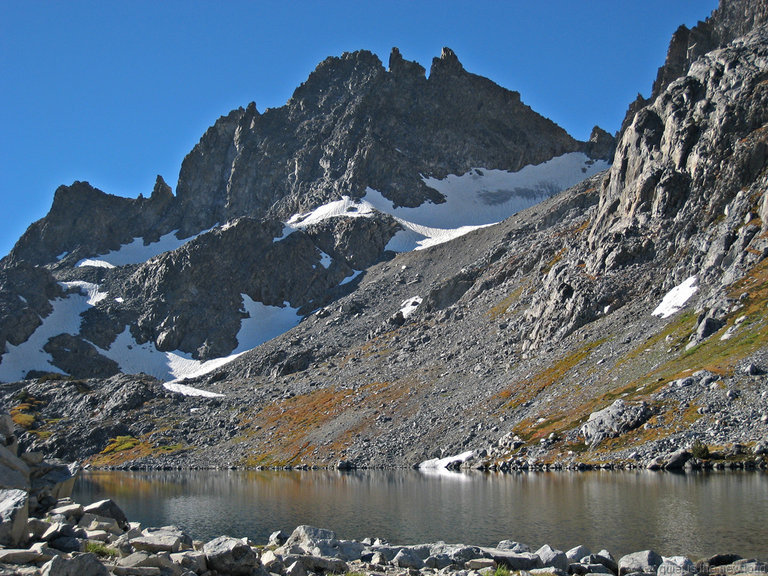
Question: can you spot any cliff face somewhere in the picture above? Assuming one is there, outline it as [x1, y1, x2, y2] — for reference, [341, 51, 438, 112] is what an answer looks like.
[522, 2, 768, 351]
[622, 0, 768, 133]
[652, 0, 768, 98]
[173, 47, 589, 235]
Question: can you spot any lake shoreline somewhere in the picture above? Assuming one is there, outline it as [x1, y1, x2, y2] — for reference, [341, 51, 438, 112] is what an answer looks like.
[2, 493, 767, 575]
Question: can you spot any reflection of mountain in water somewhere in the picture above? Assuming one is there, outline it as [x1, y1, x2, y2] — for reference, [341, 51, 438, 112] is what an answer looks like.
[72, 469, 768, 558]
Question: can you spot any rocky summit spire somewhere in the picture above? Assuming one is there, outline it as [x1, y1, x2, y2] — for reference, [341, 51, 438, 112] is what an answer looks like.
[429, 47, 464, 78]
[388, 47, 426, 78]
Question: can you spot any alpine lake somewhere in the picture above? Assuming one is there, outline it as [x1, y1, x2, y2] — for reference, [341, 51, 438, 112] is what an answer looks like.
[72, 468, 768, 560]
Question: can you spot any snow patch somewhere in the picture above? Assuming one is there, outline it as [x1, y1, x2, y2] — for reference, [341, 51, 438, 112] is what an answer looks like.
[0, 283, 102, 382]
[276, 153, 605, 253]
[400, 297, 422, 319]
[318, 250, 332, 269]
[76, 259, 115, 269]
[384, 221, 491, 253]
[372, 152, 607, 251]
[652, 276, 698, 318]
[0, 285, 302, 387]
[236, 295, 302, 352]
[56, 251, 69, 261]
[340, 270, 362, 286]
[96, 327, 230, 383]
[61, 282, 108, 305]
[99, 296, 302, 386]
[418, 450, 476, 470]
[278, 196, 375, 241]
[76, 226, 215, 268]
[370, 152, 608, 229]
[286, 197, 375, 228]
[164, 382, 224, 398]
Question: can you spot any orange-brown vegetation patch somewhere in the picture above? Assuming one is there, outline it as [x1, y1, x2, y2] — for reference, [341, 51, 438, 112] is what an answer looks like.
[238, 380, 412, 467]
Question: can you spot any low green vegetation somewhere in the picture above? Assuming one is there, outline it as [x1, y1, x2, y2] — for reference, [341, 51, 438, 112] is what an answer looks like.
[101, 435, 140, 454]
[691, 439, 710, 460]
[84, 541, 118, 558]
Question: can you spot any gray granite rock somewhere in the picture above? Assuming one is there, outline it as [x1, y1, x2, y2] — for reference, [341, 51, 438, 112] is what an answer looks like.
[0, 489, 28, 547]
[619, 550, 663, 576]
[393, 547, 426, 569]
[203, 535, 260, 575]
[41, 552, 109, 576]
[536, 544, 569, 573]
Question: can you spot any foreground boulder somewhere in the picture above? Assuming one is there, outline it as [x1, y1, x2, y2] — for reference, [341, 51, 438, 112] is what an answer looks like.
[41, 553, 109, 576]
[619, 549, 663, 575]
[83, 498, 129, 530]
[537, 544, 569, 572]
[204, 534, 262, 575]
[0, 488, 28, 547]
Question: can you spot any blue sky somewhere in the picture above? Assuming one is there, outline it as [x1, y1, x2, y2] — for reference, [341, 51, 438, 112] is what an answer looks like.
[0, 0, 717, 259]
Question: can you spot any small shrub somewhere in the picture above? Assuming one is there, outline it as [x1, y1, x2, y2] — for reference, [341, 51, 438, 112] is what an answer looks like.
[101, 435, 140, 454]
[11, 411, 35, 428]
[691, 439, 710, 460]
[494, 566, 511, 576]
[85, 541, 118, 557]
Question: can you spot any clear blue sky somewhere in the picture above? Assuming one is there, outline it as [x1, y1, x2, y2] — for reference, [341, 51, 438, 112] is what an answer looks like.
[0, 0, 717, 259]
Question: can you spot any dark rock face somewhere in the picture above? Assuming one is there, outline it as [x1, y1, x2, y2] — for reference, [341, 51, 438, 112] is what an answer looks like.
[124, 215, 398, 359]
[43, 334, 119, 379]
[4, 178, 178, 267]
[0, 264, 62, 357]
[174, 47, 589, 234]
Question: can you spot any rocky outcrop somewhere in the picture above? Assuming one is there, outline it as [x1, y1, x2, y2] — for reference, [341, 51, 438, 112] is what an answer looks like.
[580, 400, 653, 447]
[4, 177, 179, 268]
[620, 0, 768, 132]
[122, 213, 398, 359]
[522, 15, 768, 350]
[651, 0, 768, 101]
[0, 264, 62, 359]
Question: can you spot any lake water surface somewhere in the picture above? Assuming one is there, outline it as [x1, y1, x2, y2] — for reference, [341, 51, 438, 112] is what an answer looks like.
[72, 469, 768, 559]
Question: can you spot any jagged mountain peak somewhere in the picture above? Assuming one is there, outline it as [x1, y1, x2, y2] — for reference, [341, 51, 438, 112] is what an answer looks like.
[430, 46, 465, 77]
[172, 46, 593, 233]
[388, 47, 427, 78]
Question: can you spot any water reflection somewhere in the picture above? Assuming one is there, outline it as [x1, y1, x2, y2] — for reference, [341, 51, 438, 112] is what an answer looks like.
[73, 470, 768, 559]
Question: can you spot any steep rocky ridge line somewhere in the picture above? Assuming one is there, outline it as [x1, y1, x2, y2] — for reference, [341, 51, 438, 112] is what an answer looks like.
[622, 0, 768, 132]
[3, 48, 609, 269]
